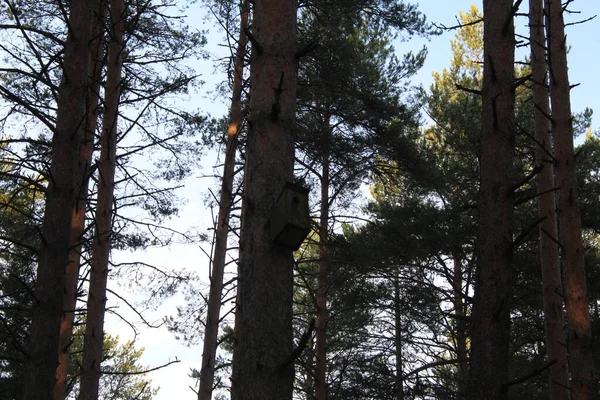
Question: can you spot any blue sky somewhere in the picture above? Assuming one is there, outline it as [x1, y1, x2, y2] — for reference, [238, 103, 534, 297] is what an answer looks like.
[410, 0, 600, 132]
[108, 2, 600, 399]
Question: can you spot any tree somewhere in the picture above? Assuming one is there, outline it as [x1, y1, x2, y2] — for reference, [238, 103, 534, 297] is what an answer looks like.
[79, 0, 125, 397]
[55, 3, 106, 397]
[420, 9, 484, 392]
[198, 1, 248, 399]
[64, 326, 157, 400]
[230, 0, 298, 398]
[0, 1, 205, 398]
[468, 1, 515, 399]
[529, 0, 569, 398]
[545, 0, 595, 398]
[0, 147, 40, 400]
[293, 4, 428, 397]
[23, 2, 100, 398]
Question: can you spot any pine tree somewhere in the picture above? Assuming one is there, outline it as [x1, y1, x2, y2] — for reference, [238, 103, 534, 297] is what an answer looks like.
[545, 0, 595, 398]
[468, 0, 516, 398]
[54, 4, 106, 397]
[230, 0, 298, 398]
[23, 2, 99, 398]
[198, 1, 248, 399]
[529, 0, 569, 397]
[79, 0, 125, 397]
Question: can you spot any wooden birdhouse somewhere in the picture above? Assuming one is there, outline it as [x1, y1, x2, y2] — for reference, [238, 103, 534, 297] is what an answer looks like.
[269, 182, 311, 250]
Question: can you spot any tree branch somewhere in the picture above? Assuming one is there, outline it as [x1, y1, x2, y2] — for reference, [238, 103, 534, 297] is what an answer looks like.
[101, 359, 180, 375]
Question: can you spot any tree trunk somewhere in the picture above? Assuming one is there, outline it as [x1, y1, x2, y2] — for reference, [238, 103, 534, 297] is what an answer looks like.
[315, 118, 330, 400]
[304, 342, 315, 400]
[545, 1, 595, 398]
[529, 1, 570, 399]
[230, 0, 298, 398]
[453, 252, 468, 398]
[468, 0, 515, 399]
[23, 2, 97, 398]
[78, 0, 124, 398]
[198, 1, 248, 399]
[393, 271, 404, 400]
[53, 6, 106, 398]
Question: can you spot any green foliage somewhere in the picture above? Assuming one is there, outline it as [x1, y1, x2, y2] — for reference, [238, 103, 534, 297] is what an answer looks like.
[295, 0, 428, 202]
[576, 131, 600, 232]
[0, 142, 41, 400]
[357, 5, 600, 398]
[66, 326, 158, 400]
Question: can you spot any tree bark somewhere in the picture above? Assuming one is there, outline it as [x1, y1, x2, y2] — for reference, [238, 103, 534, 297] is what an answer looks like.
[468, 0, 515, 399]
[230, 0, 298, 398]
[198, 1, 248, 399]
[78, 0, 124, 398]
[393, 271, 404, 400]
[529, 1, 570, 399]
[315, 117, 330, 400]
[545, 1, 595, 399]
[23, 2, 97, 398]
[53, 6, 106, 399]
[453, 252, 468, 398]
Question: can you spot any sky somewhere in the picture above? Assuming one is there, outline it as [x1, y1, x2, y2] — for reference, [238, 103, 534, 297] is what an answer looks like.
[102, 1, 600, 399]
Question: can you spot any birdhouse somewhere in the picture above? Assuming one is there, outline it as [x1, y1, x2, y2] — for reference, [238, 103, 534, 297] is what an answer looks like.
[269, 182, 311, 250]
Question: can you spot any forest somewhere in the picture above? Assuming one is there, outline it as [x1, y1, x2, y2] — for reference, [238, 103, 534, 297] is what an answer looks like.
[0, 0, 599, 399]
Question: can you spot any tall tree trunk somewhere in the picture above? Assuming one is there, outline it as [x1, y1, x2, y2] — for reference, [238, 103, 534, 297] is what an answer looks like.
[545, 1, 595, 398]
[230, 0, 298, 398]
[23, 2, 97, 398]
[529, 1, 570, 399]
[453, 252, 468, 398]
[198, 1, 248, 399]
[53, 6, 106, 398]
[304, 342, 315, 400]
[468, 0, 515, 399]
[315, 119, 330, 400]
[78, 0, 125, 398]
[393, 271, 404, 400]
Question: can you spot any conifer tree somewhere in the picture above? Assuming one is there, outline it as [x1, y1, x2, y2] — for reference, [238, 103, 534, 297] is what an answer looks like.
[529, 0, 569, 398]
[468, 0, 515, 399]
[23, 2, 99, 398]
[79, 0, 125, 397]
[230, 0, 298, 398]
[54, 4, 106, 397]
[198, 1, 248, 399]
[545, 0, 595, 398]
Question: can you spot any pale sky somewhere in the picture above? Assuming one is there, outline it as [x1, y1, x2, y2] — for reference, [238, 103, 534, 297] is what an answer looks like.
[103, 1, 600, 399]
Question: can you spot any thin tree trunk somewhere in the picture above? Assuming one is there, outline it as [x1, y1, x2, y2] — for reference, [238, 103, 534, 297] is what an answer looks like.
[23, 2, 97, 398]
[453, 252, 468, 398]
[315, 119, 330, 400]
[305, 342, 315, 400]
[54, 6, 106, 398]
[393, 271, 404, 400]
[468, 0, 515, 399]
[529, 1, 570, 398]
[198, 1, 248, 399]
[230, 0, 298, 398]
[78, 0, 124, 398]
[545, 1, 595, 398]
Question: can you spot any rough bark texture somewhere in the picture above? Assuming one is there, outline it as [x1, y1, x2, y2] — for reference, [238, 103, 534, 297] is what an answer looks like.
[315, 122, 330, 400]
[230, 0, 298, 398]
[467, 0, 515, 399]
[53, 7, 105, 398]
[78, 0, 124, 398]
[545, 1, 595, 398]
[529, 1, 570, 398]
[23, 2, 96, 398]
[198, 1, 248, 399]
